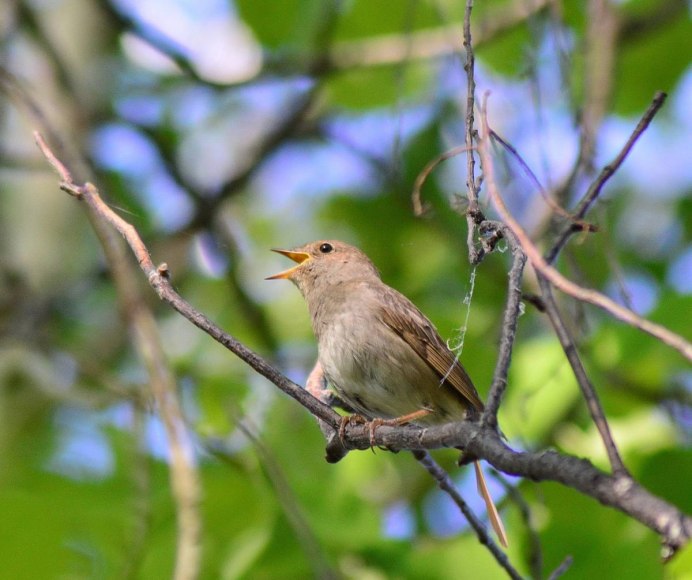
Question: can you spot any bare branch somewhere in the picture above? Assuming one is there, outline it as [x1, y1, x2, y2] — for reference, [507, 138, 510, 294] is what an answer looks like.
[412, 144, 469, 215]
[481, 222, 526, 426]
[476, 101, 692, 362]
[411, 450, 522, 580]
[547, 556, 574, 580]
[35, 131, 341, 431]
[537, 276, 629, 476]
[463, 0, 485, 265]
[546, 91, 668, 264]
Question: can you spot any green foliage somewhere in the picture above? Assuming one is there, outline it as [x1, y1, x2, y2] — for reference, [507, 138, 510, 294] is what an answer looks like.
[539, 482, 663, 579]
[236, 0, 324, 49]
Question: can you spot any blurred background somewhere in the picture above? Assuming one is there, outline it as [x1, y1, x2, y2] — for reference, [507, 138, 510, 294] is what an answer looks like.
[0, 0, 690, 578]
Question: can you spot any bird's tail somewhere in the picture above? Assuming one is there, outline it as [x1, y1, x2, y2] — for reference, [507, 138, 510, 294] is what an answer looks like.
[474, 460, 508, 548]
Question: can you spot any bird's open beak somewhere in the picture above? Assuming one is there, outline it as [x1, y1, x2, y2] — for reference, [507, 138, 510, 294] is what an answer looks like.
[265, 249, 311, 280]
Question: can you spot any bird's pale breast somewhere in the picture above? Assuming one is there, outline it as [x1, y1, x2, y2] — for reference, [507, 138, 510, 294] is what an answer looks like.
[316, 291, 469, 424]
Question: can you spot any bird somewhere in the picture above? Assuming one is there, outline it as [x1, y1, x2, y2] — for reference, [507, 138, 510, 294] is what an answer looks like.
[267, 239, 507, 547]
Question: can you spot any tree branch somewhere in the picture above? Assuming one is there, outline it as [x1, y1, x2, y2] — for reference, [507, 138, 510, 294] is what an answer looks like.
[546, 91, 668, 264]
[462, 0, 486, 265]
[35, 131, 341, 431]
[411, 450, 522, 580]
[481, 222, 526, 426]
[476, 100, 692, 362]
[537, 275, 629, 476]
[36, 131, 691, 557]
[34, 132, 202, 580]
[340, 421, 692, 553]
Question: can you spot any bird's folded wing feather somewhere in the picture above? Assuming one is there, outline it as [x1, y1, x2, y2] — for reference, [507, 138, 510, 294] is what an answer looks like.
[378, 286, 484, 412]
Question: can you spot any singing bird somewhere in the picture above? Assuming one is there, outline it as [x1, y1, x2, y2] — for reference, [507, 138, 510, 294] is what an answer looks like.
[268, 240, 507, 547]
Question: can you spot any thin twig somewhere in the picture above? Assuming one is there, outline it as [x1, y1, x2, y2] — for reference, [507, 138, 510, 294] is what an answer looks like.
[34, 132, 202, 580]
[546, 91, 667, 264]
[489, 130, 583, 224]
[475, 101, 692, 362]
[412, 144, 469, 215]
[463, 0, 486, 265]
[481, 222, 526, 425]
[546, 555, 573, 580]
[538, 276, 629, 476]
[35, 131, 341, 431]
[411, 450, 522, 580]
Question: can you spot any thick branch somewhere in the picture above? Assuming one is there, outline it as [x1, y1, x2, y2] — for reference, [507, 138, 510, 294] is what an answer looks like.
[340, 421, 692, 552]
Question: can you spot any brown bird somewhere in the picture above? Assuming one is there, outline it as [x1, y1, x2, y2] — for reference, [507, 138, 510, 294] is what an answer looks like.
[267, 240, 507, 547]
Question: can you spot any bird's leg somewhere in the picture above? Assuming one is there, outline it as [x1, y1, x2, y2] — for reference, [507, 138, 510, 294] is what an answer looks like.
[367, 409, 432, 447]
[306, 361, 329, 402]
[307, 362, 372, 450]
[306, 361, 351, 463]
[307, 361, 357, 412]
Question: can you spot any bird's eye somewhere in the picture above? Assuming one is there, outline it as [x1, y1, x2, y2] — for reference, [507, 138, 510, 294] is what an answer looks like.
[319, 243, 334, 254]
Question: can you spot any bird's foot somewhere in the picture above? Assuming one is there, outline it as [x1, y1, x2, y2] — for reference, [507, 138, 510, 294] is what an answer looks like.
[340, 409, 433, 450]
[306, 361, 329, 402]
[338, 414, 368, 442]
[367, 409, 433, 448]
[368, 418, 385, 448]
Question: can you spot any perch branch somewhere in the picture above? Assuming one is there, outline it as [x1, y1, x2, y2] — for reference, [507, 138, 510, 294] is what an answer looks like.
[35, 131, 341, 432]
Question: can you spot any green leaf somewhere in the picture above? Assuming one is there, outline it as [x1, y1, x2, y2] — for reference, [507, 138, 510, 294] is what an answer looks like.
[235, 0, 323, 49]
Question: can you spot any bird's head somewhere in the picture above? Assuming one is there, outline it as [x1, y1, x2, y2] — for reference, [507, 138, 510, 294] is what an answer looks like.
[267, 240, 380, 298]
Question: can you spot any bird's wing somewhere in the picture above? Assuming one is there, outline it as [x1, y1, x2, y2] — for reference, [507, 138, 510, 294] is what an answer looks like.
[378, 286, 484, 412]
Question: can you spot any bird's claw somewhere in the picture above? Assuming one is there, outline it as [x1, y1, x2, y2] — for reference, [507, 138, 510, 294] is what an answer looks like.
[340, 409, 433, 451]
[368, 418, 385, 449]
[338, 414, 367, 442]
